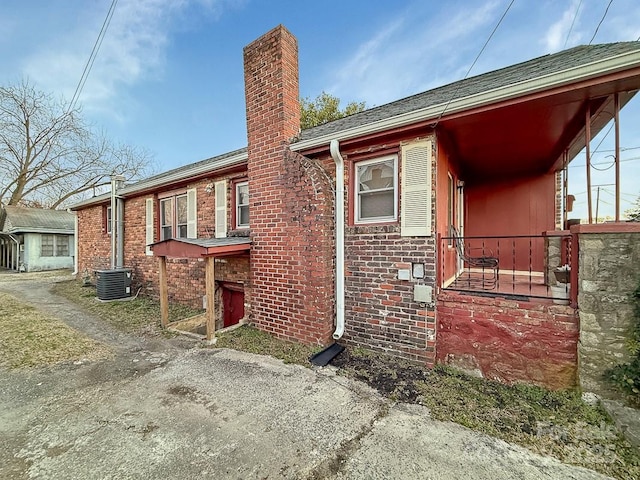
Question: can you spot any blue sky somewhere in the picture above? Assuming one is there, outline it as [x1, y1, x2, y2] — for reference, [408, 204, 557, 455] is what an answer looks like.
[1, 0, 639, 219]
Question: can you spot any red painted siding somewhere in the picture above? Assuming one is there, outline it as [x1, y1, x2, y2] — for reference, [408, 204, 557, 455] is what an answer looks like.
[465, 174, 556, 271]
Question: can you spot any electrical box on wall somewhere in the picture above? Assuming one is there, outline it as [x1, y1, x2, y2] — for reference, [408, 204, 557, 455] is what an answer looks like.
[413, 284, 432, 303]
[412, 263, 425, 278]
[397, 269, 411, 281]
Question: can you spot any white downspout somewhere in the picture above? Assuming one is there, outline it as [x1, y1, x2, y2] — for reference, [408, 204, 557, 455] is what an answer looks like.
[330, 139, 345, 340]
[110, 176, 117, 269]
[72, 211, 78, 275]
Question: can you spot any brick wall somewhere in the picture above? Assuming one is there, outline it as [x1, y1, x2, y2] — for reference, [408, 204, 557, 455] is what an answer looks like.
[436, 291, 579, 390]
[76, 205, 111, 275]
[344, 225, 437, 364]
[75, 173, 251, 313]
[244, 25, 334, 345]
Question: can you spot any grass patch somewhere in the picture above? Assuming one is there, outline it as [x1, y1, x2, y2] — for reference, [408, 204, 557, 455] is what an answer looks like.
[332, 348, 640, 480]
[0, 292, 110, 368]
[214, 325, 320, 365]
[52, 280, 201, 336]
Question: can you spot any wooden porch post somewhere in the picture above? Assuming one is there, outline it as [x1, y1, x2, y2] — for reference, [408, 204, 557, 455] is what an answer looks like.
[205, 256, 216, 341]
[159, 256, 169, 327]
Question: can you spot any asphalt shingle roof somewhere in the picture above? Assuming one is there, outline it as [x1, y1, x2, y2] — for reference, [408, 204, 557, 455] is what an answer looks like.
[298, 41, 640, 142]
[0, 206, 75, 234]
[71, 41, 640, 210]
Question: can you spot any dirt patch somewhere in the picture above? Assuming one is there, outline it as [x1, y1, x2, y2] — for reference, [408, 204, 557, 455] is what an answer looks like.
[331, 348, 429, 402]
[330, 347, 640, 480]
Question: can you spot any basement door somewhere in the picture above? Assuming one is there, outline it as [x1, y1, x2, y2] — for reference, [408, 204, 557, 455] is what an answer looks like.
[222, 284, 244, 328]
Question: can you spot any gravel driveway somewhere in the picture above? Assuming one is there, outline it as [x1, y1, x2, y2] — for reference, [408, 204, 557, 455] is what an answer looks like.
[0, 271, 612, 479]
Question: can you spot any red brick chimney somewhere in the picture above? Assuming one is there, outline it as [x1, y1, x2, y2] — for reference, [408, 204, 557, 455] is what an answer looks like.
[244, 25, 334, 345]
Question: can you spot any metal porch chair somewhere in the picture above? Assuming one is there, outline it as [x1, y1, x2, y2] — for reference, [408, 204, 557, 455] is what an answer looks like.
[450, 226, 499, 290]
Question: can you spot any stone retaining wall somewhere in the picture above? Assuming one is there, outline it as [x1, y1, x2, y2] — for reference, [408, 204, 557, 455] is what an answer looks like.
[576, 224, 640, 396]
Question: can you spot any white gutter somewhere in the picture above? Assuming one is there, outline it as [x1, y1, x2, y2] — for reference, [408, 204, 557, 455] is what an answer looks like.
[330, 139, 345, 340]
[70, 150, 248, 210]
[291, 48, 640, 152]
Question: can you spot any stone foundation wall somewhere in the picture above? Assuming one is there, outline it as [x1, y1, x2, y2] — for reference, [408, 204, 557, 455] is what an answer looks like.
[577, 226, 640, 396]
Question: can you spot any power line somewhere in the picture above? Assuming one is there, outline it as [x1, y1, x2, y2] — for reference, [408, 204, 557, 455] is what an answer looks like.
[589, 0, 614, 45]
[68, 0, 119, 112]
[563, 0, 583, 48]
[567, 155, 640, 168]
[433, 0, 516, 127]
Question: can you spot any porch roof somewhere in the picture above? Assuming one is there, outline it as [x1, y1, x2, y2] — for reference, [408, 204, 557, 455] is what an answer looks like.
[150, 236, 251, 258]
[294, 42, 640, 181]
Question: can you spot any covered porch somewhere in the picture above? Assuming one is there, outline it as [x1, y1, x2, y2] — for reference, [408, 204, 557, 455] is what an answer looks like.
[432, 56, 640, 389]
[436, 56, 640, 304]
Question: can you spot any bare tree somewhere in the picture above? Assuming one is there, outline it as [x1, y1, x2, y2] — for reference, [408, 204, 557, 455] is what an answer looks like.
[0, 80, 152, 208]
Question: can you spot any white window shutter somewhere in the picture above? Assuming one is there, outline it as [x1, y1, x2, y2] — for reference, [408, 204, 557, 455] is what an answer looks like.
[145, 198, 154, 255]
[401, 140, 432, 237]
[187, 188, 197, 238]
[215, 180, 227, 238]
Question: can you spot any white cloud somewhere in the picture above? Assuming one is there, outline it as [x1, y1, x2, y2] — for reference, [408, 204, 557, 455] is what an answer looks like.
[327, 1, 502, 106]
[20, 0, 235, 120]
[543, 0, 582, 51]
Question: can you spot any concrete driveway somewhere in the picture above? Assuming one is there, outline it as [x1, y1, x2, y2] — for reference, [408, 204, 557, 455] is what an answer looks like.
[0, 272, 611, 479]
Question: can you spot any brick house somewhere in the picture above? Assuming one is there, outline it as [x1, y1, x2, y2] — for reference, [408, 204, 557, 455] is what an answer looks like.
[72, 26, 640, 390]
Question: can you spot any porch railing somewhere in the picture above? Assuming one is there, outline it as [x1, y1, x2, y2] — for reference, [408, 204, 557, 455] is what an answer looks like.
[438, 232, 575, 305]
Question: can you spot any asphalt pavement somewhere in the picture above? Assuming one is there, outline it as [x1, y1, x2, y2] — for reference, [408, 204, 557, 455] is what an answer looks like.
[0, 271, 612, 479]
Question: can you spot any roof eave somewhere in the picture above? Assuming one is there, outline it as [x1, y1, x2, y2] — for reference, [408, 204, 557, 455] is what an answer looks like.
[6, 228, 74, 235]
[291, 48, 640, 153]
[71, 151, 248, 210]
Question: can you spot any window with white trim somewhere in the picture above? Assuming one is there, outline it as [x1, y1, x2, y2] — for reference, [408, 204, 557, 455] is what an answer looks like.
[235, 181, 249, 228]
[355, 155, 397, 223]
[176, 194, 188, 238]
[105, 206, 112, 234]
[41, 234, 69, 257]
[160, 198, 173, 240]
[158, 190, 197, 241]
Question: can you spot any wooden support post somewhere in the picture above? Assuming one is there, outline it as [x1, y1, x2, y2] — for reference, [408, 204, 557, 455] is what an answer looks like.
[159, 256, 169, 327]
[205, 256, 216, 341]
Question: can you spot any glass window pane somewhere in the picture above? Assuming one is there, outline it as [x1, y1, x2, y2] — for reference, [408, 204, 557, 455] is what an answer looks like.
[176, 195, 187, 224]
[160, 199, 172, 240]
[106, 206, 112, 234]
[56, 236, 69, 256]
[239, 206, 249, 226]
[358, 160, 394, 192]
[360, 191, 394, 219]
[356, 158, 396, 221]
[236, 182, 249, 227]
[41, 235, 54, 257]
